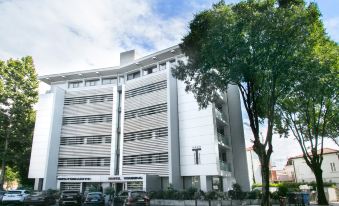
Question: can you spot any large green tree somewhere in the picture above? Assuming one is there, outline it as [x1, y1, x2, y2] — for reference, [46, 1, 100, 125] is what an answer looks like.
[172, 1, 325, 205]
[0, 56, 38, 189]
[276, 22, 339, 205]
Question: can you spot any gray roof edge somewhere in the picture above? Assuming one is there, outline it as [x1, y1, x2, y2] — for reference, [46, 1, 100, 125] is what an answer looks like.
[38, 44, 180, 81]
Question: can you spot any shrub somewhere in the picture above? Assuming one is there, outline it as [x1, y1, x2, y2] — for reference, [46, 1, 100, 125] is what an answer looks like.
[246, 190, 262, 199]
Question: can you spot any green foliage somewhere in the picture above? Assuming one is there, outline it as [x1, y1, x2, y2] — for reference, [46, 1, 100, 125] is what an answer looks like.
[228, 183, 245, 200]
[104, 187, 115, 195]
[149, 187, 228, 200]
[246, 190, 262, 199]
[0, 56, 38, 189]
[4, 166, 19, 189]
[171, 1, 331, 205]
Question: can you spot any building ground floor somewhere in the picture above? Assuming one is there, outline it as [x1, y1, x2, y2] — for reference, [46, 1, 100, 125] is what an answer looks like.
[33, 174, 235, 193]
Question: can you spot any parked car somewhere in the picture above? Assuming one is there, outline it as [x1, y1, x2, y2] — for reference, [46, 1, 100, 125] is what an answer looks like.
[23, 191, 56, 206]
[83, 192, 105, 206]
[114, 190, 149, 206]
[0, 190, 6, 203]
[2, 190, 30, 205]
[59, 190, 82, 206]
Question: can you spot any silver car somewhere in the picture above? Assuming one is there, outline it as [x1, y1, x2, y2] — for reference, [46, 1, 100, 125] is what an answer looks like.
[2, 190, 30, 205]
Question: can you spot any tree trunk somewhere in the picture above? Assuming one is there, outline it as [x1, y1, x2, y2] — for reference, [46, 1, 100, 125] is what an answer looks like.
[314, 167, 328, 205]
[260, 155, 271, 206]
[0, 137, 8, 190]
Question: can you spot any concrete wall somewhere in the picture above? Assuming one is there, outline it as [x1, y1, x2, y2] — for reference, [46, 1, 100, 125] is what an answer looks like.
[177, 81, 218, 177]
[293, 153, 339, 183]
[227, 85, 250, 191]
[167, 68, 182, 189]
[28, 87, 65, 190]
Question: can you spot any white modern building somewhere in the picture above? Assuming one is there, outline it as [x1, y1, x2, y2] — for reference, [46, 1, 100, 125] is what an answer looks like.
[28, 45, 250, 193]
[285, 148, 339, 184]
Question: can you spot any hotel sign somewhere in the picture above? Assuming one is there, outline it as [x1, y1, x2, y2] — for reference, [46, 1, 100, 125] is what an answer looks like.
[108, 176, 143, 182]
[57, 177, 91, 181]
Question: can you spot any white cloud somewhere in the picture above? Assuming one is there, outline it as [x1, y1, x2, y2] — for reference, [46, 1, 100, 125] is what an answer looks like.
[0, 0, 188, 75]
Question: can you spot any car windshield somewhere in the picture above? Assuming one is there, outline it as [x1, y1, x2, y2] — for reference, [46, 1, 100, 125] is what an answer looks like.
[131, 191, 146, 198]
[7, 191, 22, 194]
[87, 194, 101, 198]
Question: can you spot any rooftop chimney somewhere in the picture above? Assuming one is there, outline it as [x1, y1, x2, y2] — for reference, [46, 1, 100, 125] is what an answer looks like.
[120, 50, 135, 66]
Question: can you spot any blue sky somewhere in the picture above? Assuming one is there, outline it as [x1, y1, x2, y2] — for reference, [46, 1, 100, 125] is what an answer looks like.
[0, 0, 337, 75]
[0, 0, 338, 168]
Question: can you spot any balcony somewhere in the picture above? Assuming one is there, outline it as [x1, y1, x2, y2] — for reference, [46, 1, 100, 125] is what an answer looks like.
[220, 161, 232, 172]
[217, 133, 229, 146]
[215, 108, 227, 123]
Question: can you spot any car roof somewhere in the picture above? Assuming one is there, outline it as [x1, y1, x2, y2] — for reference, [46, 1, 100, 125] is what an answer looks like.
[62, 190, 79, 193]
[8, 190, 26, 192]
[87, 192, 102, 194]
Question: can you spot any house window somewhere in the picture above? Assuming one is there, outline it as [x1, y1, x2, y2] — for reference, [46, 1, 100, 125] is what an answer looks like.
[102, 77, 117, 85]
[127, 71, 140, 80]
[68, 81, 82, 88]
[330, 162, 336, 172]
[85, 79, 100, 87]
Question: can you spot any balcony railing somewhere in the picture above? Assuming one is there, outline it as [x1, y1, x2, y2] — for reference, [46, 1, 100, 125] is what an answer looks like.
[220, 161, 232, 172]
[217, 133, 229, 146]
[215, 108, 227, 123]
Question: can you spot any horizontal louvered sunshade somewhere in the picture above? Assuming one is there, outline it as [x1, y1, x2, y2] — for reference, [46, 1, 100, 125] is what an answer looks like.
[125, 80, 167, 98]
[123, 72, 169, 176]
[58, 87, 114, 177]
[64, 94, 113, 105]
[124, 103, 167, 119]
[63, 114, 112, 125]
[124, 127, 167, 142]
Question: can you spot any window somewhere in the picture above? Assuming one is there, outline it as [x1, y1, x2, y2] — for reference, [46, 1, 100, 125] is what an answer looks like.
[102, 77, 117, 85]
[123, 153, 168, 165]
[159, 62, 167, 71]
[119, 76, 124, 84]
[143, 65, 158, 75]
[169, 59, 176, 68]
[124, 127, 167, 142]
[63, 114, 112, 125]
[127, 71, 140, 81]
[85, 79, 100, 87]
[68, 81, 82, 88]
[215, 102, 223, 112]
[86, 137, 103, 144]
[330, 162, 336, 172]
[192, 176, 200, 189]
[103, 158, 110, 166]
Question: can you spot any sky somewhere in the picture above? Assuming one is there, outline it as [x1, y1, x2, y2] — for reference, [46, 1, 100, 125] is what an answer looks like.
[0, 0, 338, 169]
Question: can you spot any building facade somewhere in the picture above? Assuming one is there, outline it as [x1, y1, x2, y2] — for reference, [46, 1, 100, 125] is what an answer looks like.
[285, 148, 339, 185]
[28, 45, 250, 193]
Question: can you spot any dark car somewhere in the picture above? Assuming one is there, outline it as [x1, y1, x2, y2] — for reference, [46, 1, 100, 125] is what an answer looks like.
[83, 192, 105, 206]
[0, 190, 6, 203]
[59, 190, 82, 206]
[114, 190, 149, 206]
[23, 191, 56, 206]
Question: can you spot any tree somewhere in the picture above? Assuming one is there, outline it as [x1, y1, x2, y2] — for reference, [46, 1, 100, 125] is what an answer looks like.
[0, 56, 39, 189]
[5, 166, 19, 190]
[172, 1, 324, 205]
[276, 17, 339, 204]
